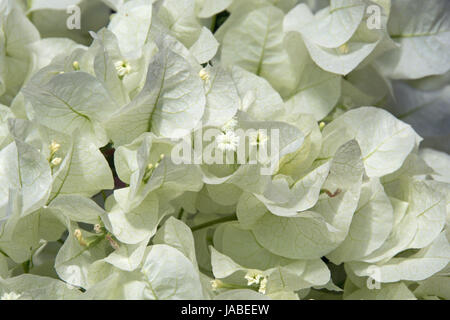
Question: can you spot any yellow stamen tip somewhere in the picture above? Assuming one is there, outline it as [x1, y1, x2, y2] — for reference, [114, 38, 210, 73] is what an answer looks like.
[319, 122, 326, 130]
[199, 69, 209, 81]
[51, 157, 62, 166]
[338, 43, 349, 54]
[72, 61, 80, 70]
[211, 279, 223, 290]
[50, 141, 60, 153]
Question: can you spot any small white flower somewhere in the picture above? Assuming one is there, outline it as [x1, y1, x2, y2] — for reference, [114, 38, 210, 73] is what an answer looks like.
[94, 224, 102, 234]
[217, 130, 240, 152]
[72, 61, 80, 71]
[210, 279, 223, 291]
[245, 270, 263, 286]
[50, 141, 60, 153]
[319, 122, 326, 131]
[1, 292, 22, 300]
[74, 229, 82, 238]
[114, 60, 131, 77]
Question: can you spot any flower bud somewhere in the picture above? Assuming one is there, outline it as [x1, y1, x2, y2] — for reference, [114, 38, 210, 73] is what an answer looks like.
[199, 69, 209, 81]
[72, 61, 80, 71]
[245, 270, 263, 286]
[51, 157, 62, 166]
[50, 141, 61, 154]
[115, 60, 131, 77]
[210, 279, 224, 291]
[94, 224, 102, 234]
